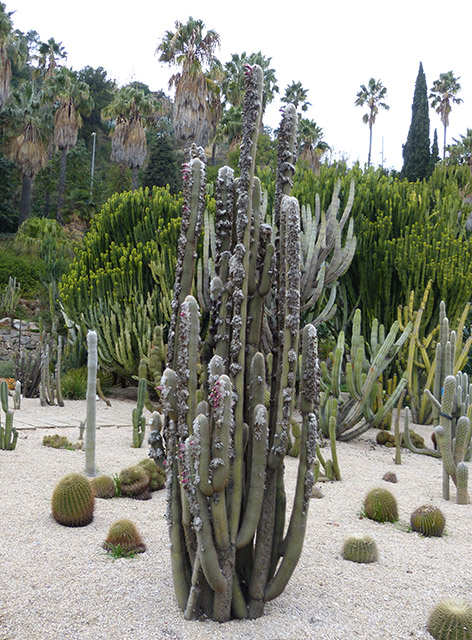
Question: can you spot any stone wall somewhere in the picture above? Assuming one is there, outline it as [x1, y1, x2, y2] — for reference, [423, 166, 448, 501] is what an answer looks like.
[0, 318, 41, 362]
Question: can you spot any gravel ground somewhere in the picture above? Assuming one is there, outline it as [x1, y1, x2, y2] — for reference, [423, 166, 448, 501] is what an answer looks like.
[1, 410, 470, 640]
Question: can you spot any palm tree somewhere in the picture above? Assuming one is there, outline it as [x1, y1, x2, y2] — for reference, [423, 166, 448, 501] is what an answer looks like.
[156, 16, 220, 148]
[0, 3, 26, 109]
[5, 81, 49, 223]
[298, 118, 330, 173]
[282, 81, 310, 114]
[429, 71, 463, 159]
[101, 84, 160, 190]
[222, 51, 279, 117]
[43, 66, 93, 223]
[447, 129, 472, 171]
[34, 37, 67, 80]
[355, 78, 389, 167]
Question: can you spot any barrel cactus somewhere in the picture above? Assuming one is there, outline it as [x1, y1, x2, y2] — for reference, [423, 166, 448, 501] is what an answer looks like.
[51, 473, 95, 527]
[138, 458, 166, 491]
[363, 487, 398, 523]
[119, 465, 151, 499]
[90, 475, 116, 499]
[103, 519, 146, 556]
[342, 536, 378, 563]
[410, 505, 445, 537]
[427, 599, 472, 640]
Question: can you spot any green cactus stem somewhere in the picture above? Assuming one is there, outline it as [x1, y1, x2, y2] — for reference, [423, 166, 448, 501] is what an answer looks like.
[103, 519, 146, 555]
[85, 330, 98, 477]
[427, 599, 472, 640]
[51, 473, 95, 527]
[90, 475, 116, 499]
[342, 536, 378, 563]
[132, 377, 147, 448]
[363, 487, 398, 523]
[410, 505, 445, 537]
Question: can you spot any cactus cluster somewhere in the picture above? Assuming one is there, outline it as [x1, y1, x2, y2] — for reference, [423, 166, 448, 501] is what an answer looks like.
[363, 487, 398, 523]
[51, 473, 95, 527]
[427, 599, 472, 640]
[342, 535, 378, 563]
[0, 379, 18, 450]
[410, 505, 445, 537]
[159, 66, 320, 622]
[119, 465, 151, 500]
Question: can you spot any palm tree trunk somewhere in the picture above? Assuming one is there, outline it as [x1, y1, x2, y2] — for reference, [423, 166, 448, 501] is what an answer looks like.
[18, 174, 32, 226]
[56, 147, 67, 224]
[368, 124, 373, 167]
[132, 166, 139, 191]
[443, 124, 447, 159]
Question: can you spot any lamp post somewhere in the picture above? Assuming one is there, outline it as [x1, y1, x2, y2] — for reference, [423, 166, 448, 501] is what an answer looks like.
[90, 132, 96, 200]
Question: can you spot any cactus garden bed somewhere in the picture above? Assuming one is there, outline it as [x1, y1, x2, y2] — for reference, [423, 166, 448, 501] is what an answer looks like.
[0, 406, 471, 639]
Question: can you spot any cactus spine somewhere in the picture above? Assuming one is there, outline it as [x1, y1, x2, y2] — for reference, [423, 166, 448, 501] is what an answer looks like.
[85, 330, 97, 477]
[160, 66, 320, 622]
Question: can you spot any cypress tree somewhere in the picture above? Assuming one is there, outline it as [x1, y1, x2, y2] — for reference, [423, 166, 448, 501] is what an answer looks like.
[429, 129, 440, 176]
[142, 134, 182, 194]
[402, 62, 431, 181]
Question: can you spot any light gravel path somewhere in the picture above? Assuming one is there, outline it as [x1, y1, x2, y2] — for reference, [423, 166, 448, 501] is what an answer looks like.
[1, 403, 470, 640]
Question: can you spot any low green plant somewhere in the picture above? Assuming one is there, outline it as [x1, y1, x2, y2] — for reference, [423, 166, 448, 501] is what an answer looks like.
[0, 247, 45, 296]
[342, 535, 378, 563]
[427, 599, 472, 640]
[61, 367, 87, 399]
[363, 487, 398, 523]
[42, 433, 83, 450]
[0, 361, 15, 378]
[51, 473, 95, 527]
[410, 505, 445, 537]
[102, 519, 146, 556]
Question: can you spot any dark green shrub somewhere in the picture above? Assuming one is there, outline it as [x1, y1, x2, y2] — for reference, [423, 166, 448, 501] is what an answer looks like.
[0, 247, 45, 296]
[0, 361, 15, 378]
[51, 473, 95, 527]
[363, 487, 398, 523]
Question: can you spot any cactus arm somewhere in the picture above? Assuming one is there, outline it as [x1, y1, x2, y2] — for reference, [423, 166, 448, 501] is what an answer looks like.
[85, 330, 97, 477]
[236, 404, 268, 548]
[210, 375, 232, 493]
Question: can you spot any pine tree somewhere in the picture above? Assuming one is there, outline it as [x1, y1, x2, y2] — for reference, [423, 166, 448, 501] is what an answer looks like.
[402, 62, 430, 181]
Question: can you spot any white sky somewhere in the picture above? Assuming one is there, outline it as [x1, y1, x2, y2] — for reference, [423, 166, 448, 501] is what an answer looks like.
[7, 0, 471, 171]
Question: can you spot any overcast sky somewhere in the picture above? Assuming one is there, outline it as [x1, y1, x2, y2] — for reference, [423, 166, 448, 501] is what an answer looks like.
[7, 0, 471, 171]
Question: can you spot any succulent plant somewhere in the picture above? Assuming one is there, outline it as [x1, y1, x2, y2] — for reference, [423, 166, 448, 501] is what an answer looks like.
[427, 598, 472, 640]
[363, 487, 398, 523]
[342, 536, 378, 563]
[90, 475, 116, 499]
[51, 473, 95, 527]
[43, 434, 83, 450]
[119, 465, 151, 500]
[138, 458, 166, 491]
[103, 519, 146, 555]
[410, 505, 445, 537]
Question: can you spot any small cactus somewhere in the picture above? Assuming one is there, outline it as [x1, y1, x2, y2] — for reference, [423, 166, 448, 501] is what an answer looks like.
[90, 475, 116, 499]
[51, 473, 95, 527]
[342, 535, 378, 563]
[382, 471, 398, 483]
[363, 487, 398, 523]
[103, 519, 146, 555]
[410, 505, 445, 537]
[427, 599, 472, 640]
[138, 458, 166, 491]
[119, 465, 151, 500]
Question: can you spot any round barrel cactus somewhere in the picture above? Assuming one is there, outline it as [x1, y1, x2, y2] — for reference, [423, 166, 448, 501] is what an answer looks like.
[119, 465, 151, 499]
[410, 504, 445, 537]
[103, 519, 146, 555]
[52, 473, 95, 527]
[363, 487, 398, 523]
[90, 475, 116, 499]
[138, 458, 166, 491]
[427, 599, 472, 640]
[342, 535, 378, 563]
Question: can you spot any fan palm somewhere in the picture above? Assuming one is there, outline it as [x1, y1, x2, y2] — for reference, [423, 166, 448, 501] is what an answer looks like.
[355, 78, 389, 167]
[298, 118, 330, 173]
[34, 37, 67, 80]
[101, 84, 160, 190]
[0, 3, 26, 109]
[282, 81, 311, 114]
[222, 51, 279, 117]
[448, 129, 472, 170]
[156, 16, 220, 148]
[43, 66, 93, 223]
[5, 81, 50, 223]
[429, 71, 463, 159]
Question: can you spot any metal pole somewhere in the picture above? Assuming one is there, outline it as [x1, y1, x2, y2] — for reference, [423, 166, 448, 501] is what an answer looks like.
[90, 132, 96, 199]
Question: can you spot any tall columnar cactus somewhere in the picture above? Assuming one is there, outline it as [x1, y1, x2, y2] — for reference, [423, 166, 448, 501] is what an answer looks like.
[85, 330, 98, 477]
[132, 377, 147, 448]
[0, 379, 18, 450]
[159, 65, 320, 622]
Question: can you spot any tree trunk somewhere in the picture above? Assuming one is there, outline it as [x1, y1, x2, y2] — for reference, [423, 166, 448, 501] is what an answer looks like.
[368, 124, 373, 167]
[56, 147, 67, 225]
[443, 124, 447, 159]
[132, 166, 139, 191]
[18, 174, 32, 226]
